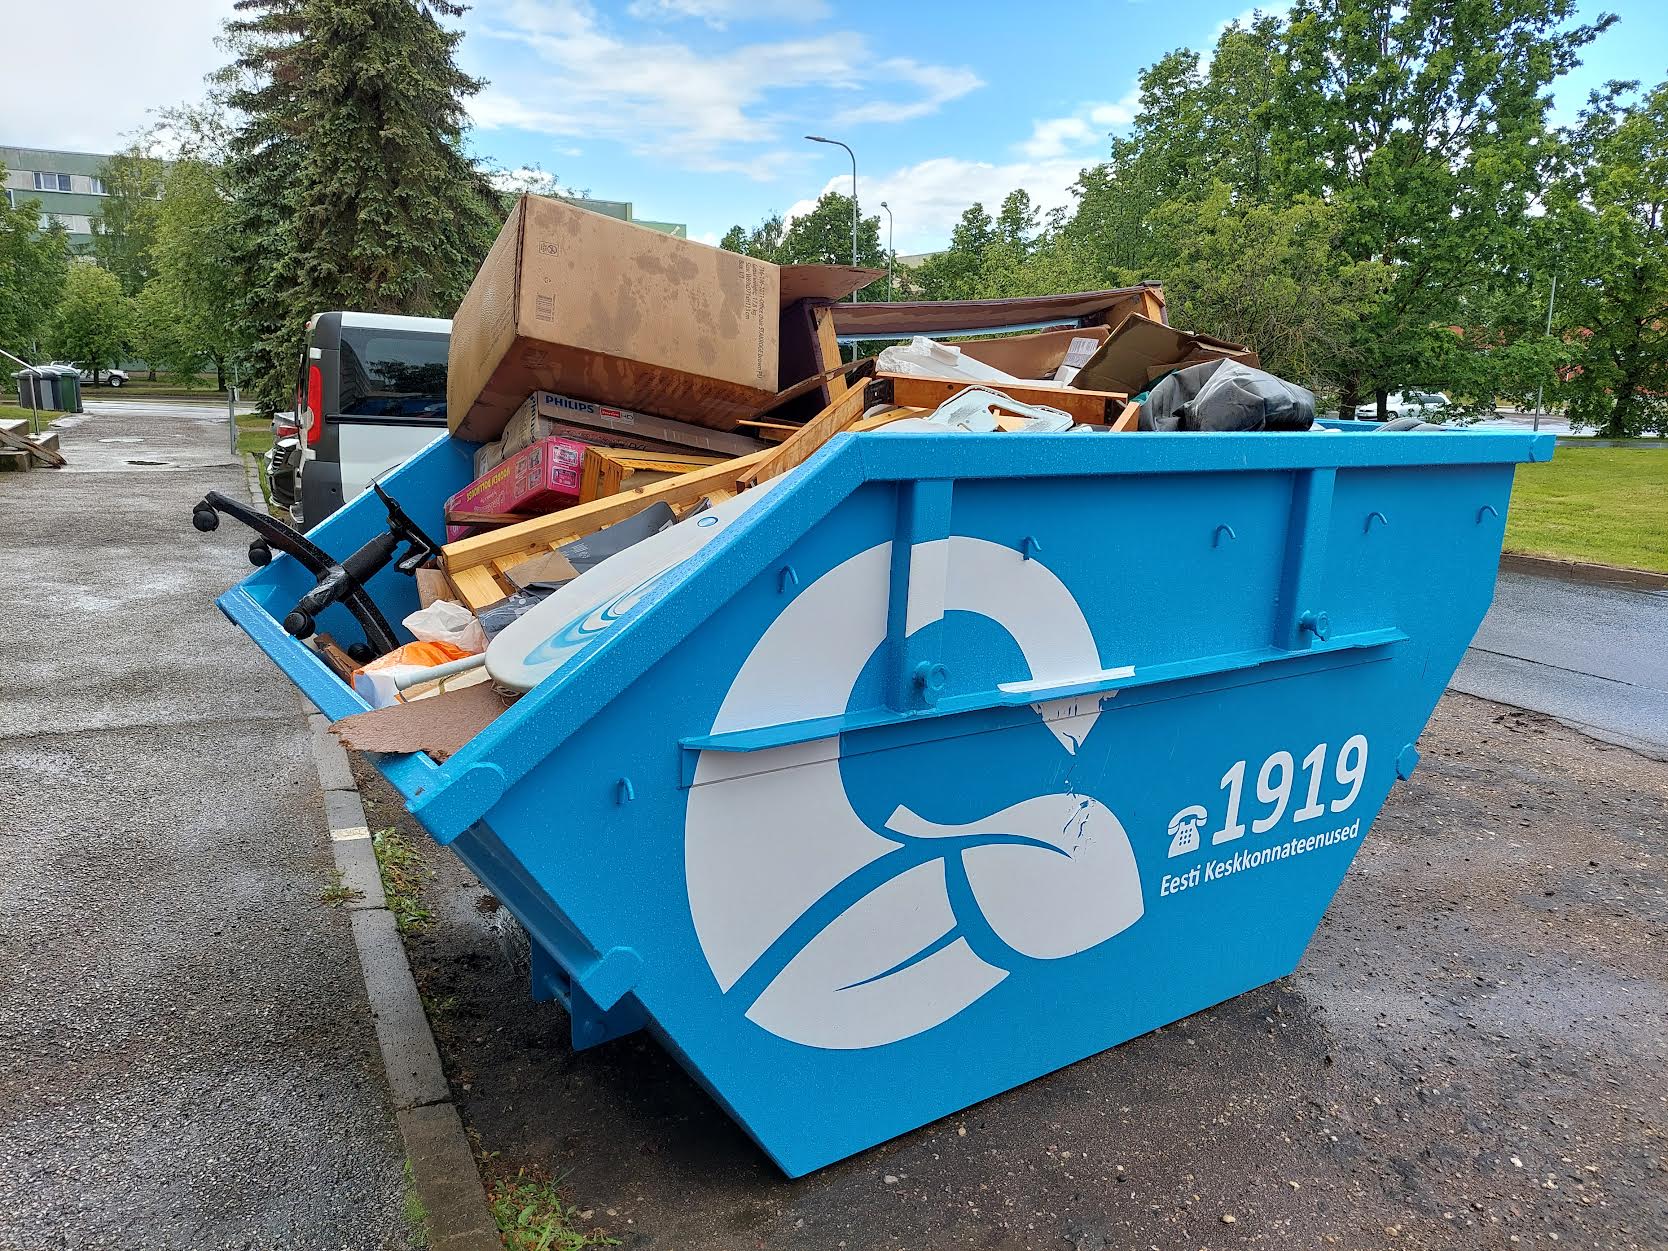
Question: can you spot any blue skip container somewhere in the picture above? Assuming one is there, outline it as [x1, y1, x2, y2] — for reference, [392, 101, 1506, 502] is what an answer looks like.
[217, 425, 1551, 1176]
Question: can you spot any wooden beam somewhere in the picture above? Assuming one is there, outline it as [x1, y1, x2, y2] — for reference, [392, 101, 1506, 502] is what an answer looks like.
[745, 356, 874, 422]
[872, 374, 1127, 426]
[0, 422, 66, 467]
[1111, 400, 1141, 433]
[1138, 286, 1167, 325]
[448, 564, 508, 612]
[442, 450, 770, 574]
[813, 305, 848, 406]
[734, 385, 869, 490]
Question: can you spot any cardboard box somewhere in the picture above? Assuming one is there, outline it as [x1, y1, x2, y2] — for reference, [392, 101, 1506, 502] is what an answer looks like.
[447, 436, 588, 524]
[448, 195, 875, 440]
[1070, 314, 1256, 395]
[502, 390, 764, 459]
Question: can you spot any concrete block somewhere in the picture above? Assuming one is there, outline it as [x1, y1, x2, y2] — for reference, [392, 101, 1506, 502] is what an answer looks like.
[309, 712, 357, 793]
[324, 787, 369, 839]
[333, 833, 388, 910]
[349, 908, 451, 1111]
[397, 1103, 500, 1251]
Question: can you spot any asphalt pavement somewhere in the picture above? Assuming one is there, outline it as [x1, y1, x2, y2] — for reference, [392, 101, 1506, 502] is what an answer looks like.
[1454, 570, 1668, 760]
[0, 400, 414, 1250]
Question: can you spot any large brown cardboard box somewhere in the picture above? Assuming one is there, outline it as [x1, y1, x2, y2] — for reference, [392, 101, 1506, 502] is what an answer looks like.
[451, 196, 872, 441]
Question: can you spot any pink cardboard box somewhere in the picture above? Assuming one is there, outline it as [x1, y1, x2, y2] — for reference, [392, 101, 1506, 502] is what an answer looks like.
[446, 436, 587, 536]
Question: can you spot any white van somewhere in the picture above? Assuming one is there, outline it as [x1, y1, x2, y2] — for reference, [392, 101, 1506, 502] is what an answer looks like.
[271, 311, 452, 528]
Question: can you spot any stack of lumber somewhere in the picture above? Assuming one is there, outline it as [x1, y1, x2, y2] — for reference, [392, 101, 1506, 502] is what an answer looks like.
[436, 373, 1136, 612]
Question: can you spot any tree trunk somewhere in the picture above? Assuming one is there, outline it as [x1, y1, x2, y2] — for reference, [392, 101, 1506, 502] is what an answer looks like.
[1603, 378, 1636, 439]
[1339, 374, 1362, 419]
[1376, 388, 1390, 421]
[214, 356, 226, 393]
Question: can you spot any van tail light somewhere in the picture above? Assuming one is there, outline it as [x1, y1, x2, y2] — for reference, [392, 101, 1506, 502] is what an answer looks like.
[274, 417, 299, 439]
[304, 363, 324, 444]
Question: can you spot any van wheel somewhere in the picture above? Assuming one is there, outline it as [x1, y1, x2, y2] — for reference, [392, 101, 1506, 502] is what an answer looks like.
[108, 375, 124, 387]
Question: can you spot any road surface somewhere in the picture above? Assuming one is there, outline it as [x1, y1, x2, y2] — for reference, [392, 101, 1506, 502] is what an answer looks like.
[1455, 570, 1668, 760]
[0, 400, 414, 1250]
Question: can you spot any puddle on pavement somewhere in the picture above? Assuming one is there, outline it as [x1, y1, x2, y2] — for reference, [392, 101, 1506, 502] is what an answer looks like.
[126, 459, 175, 467]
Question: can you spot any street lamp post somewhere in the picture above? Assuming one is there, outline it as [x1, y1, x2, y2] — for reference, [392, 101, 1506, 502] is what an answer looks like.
[879, 200, 894, 301]
[805, 134, 858, 301]
[1532, 269, 1558, 434]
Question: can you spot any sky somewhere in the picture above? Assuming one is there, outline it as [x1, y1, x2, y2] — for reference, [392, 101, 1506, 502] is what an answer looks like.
[5, 0, 1667, 254]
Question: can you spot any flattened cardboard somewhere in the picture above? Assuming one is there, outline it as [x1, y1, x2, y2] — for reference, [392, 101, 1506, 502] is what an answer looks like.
[1071, 314, 1256, 395]
[955, 325, 1112, 380]
[330, 682, 514, 761]
[778, 264, 882, 304]
[827, 286, 1155, 339]
[503, 549, 579, 590]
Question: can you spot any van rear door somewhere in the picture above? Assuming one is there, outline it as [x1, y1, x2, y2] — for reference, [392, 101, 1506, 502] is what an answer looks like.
[301, 313, 450, 527]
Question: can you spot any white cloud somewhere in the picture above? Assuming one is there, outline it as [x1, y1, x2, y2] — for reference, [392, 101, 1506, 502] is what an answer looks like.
[467, 0, 978, 175]
[626, 0, 829, 26]
[832, 59, 985, 126]
[786, 156, 1094, 255]
[488, 166, 573, 196]
[1019, 88, 1141, 158]
[0, 0, 234, 152]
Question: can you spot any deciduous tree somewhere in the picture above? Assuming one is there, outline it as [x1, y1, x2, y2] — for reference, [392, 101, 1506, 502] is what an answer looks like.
[49, 264, 131, 382]
[0, 165, 70, 358]
[90, 149, 166, 294]
[1550, 79, 1668, 436]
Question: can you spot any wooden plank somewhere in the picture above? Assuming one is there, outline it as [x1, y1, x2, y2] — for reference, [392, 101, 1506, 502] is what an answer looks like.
[745, 357, 874, 421]
[449, 565, 508, 612]
[847, 407, 930, 432]
[1138, 286, 1167, 325]
[442, 450, 771, 574]
[735, 386, 870, 490]
[580, 447, 625, 503]
[0, 422, 66, 467]
[415, 567, 451, 609]
[1111, 400, 1141, 433]
[444, 508, 539, 528]
[813, 305, 848, 406]
[876, 374, 1127, 425]
[581, 447, 725, 503]
[312, 633, 359, 682]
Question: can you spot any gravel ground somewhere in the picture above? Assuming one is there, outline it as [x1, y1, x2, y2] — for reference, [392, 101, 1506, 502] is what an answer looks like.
[361, 692, 1668, 1251]
[0, 402, 415, 1251]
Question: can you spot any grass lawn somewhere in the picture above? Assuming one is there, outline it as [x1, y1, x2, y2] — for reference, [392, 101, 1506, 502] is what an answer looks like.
[113, 378, 232, 400]
[1506, 443, 1668, 573]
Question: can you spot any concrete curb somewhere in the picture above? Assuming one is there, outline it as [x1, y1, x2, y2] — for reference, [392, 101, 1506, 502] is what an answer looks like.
[240, 458, 500, 1251]
[311, 725, 500, 1250]
[1500, 551, 1668, 592]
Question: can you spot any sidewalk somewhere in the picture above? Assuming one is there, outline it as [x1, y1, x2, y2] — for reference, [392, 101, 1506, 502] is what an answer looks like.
[0, 403, 415, 1249]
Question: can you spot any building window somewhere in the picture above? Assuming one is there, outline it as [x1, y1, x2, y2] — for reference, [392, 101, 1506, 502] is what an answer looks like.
[33, 171, 73, 192]
[88, 176, 106, 196]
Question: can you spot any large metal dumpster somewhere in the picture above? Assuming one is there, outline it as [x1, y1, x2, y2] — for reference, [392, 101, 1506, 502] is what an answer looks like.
[215, 425, 1552, 1176]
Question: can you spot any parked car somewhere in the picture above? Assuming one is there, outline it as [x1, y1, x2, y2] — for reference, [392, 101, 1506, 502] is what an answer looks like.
[1354, 390, 1449, 420]
[51, 361, 128, 387]
[270, 311, 451, 528]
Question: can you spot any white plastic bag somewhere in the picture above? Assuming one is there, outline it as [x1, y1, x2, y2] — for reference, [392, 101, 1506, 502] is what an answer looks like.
[875, 336, 1020, 385]
[402, 599, 486, 655]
